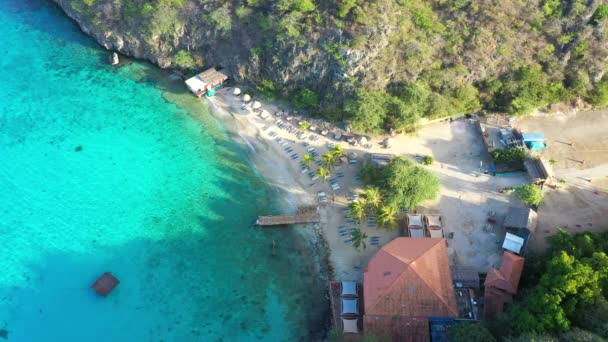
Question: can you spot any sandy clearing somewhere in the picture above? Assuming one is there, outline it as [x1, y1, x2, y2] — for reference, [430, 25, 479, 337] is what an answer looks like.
[515, 110, 608, 252]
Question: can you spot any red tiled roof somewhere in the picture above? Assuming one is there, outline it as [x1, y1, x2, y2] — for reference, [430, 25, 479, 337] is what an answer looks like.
[363, 238, 457, 341]
[484, 252, 524, 295]
[364, 238, 458, 318]
[364, 315, 430, 342]
[484, 287, 514, 320]
[484, 252, 525, 319]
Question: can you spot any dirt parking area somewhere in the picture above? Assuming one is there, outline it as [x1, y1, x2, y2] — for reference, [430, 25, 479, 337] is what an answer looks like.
[379, 120, 530, 272]
[515, 110, 608, 251]
[418, 121, 529, 271]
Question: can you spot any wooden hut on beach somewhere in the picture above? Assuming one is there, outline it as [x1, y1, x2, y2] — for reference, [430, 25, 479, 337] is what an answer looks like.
[185, 68, 228, 97]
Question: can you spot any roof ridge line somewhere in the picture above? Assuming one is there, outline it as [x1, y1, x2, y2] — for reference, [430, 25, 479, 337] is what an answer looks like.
[409, 242, 458, 316]
[368, 250, 408, 314]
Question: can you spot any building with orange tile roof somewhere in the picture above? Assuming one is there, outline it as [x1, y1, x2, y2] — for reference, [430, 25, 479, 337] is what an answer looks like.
[363, 238, 458, 341]
[484, 252, 525, 319]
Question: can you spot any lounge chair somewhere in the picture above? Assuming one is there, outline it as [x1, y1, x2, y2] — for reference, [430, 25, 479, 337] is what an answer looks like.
[340, 281, 358, 298]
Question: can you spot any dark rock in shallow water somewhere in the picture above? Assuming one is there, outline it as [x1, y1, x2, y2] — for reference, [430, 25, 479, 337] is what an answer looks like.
[0, 328, 8, 339]
[74, 145, 83, 152]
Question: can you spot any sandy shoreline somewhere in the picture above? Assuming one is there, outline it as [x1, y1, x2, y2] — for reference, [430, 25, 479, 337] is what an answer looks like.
[202, 83, 608, 283]
[203, 87, 402, 282]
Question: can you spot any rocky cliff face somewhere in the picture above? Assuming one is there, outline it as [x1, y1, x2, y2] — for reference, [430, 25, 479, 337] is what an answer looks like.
[51, 0, 608, 127]
[51, 0, 366, 107]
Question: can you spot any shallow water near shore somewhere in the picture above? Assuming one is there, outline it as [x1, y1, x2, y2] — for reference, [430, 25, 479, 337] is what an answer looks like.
[0, 1, 328, 341]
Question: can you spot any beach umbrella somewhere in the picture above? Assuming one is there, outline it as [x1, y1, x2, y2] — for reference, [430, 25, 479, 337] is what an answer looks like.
[243, 94, 252, 103]
[252, 101, 262, 110]
[233, 87, 241, 96]
[357, 136, 368, 146]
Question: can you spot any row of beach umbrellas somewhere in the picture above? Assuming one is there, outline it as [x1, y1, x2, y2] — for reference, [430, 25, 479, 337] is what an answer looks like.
[231, 86, 388, 147]
[234, 88, 261, 109]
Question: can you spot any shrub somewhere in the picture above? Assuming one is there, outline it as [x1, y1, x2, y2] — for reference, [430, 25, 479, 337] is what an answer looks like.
[174, 50, 195, 69]
[210, 5, 232, 32]
[516, 184, 544, 206]
[278, 0, 316, 13]
[257, 80, 276, 99]
[590, 80, 608, 107]
[337, 0, 357, 18]
[423, 155, 434, 165]
[236, 5, 253, 19]
[490, 148, 528, 165]
[591, 5, 608, 25]
[294, 88, 319, 109]
[498, 64, 566, 115]
[299, 121, 311, 130]
[448, 323, 496, 342]
[573, 41, 589, 57]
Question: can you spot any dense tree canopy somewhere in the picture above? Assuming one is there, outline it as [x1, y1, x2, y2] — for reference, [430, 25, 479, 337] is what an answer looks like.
[493, 230, 608, 339]
[448, 323, 496, 342]
[360, 157, 440, 211]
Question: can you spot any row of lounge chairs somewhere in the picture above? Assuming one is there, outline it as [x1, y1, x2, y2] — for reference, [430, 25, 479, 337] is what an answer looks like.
[339, 281, 361, 335]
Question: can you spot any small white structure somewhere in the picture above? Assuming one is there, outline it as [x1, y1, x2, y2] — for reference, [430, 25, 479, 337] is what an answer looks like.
[259, 110, 270, 120]
[252, 101, 262, 110]
[502, 233, 525, 255]
[109, 52, 119, 65]
[233, 87, 241, 96]
[243, 94, 252, 103]
[185, 68, 228, 97]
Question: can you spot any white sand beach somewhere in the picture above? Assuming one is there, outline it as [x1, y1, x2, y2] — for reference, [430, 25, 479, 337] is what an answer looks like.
[203, 86, 535, 282]
[205, 87, 402, 281]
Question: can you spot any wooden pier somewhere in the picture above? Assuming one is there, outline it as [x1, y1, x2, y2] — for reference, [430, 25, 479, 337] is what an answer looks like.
[256, 206, 320, 226]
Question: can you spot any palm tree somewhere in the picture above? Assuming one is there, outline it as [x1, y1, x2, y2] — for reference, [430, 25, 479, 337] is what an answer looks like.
[317, 166, 330, 182]
[303, 153, 313, 167]
[363, 187, 382, 209]
[322, 153, 336, 169]
[377, 205, 398, 229]
[351, 228, 368, 251]
[348, 201, 366, 222]
[332, 144, 344, 158]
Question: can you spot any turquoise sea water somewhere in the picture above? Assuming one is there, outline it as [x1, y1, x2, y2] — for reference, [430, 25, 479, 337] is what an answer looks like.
[0, 1, 327, 341]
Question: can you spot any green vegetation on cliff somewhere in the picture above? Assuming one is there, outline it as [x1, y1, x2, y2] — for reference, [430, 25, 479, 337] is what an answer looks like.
[65, 0, 608, 132]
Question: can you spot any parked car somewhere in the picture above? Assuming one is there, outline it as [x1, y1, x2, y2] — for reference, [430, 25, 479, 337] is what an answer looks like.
[424, 214, 444, 238]
[406, 214, 426, 238]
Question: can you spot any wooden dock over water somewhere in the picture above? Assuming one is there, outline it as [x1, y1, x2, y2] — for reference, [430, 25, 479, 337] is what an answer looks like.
[256, 206, 320, 226]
